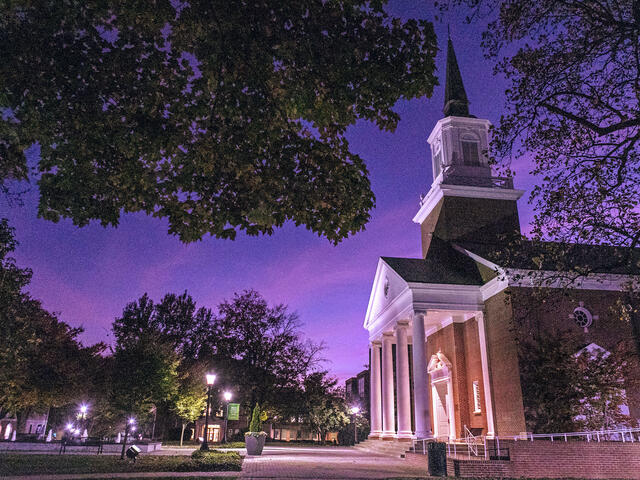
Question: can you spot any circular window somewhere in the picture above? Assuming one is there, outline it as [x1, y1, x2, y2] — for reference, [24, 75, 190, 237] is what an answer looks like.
[573, 307, 593, 329]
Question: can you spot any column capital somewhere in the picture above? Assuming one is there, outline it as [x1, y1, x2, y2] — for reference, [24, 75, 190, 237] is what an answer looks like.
[412, 309, 428, 318]
[382, 331, 394, 339]
[394, 320, 410, 331]
[370, 339, 382, 347]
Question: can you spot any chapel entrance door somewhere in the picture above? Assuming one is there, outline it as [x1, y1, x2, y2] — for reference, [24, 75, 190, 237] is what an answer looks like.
[433, 381, 450, 440]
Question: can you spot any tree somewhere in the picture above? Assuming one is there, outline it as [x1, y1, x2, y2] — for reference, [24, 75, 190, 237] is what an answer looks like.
[113, 291, 213, 361]
[211, 290, 322, 409]
[0, 219, 104, 430]
[574, 345, 635, 431]
[442, 0, 639, 260]
[172, 365, 207, 446]
[300, 372, 349, 444]
[109, 334, 180, 433]
[2, 1, 438, 243]
[518, 330, 636, 433]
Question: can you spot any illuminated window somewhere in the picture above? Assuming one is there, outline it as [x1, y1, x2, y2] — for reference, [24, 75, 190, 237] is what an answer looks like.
[473, 381, 482, 413]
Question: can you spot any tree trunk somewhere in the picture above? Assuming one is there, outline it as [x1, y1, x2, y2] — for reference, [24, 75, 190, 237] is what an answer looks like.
[180, 423, 186, 447]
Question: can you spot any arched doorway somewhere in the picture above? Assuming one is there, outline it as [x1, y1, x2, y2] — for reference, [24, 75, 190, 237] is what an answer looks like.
[428, 351, 456, 441]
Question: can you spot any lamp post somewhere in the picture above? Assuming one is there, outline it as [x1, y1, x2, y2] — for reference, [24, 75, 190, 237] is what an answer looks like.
[200, 372, 217, 451]
[350, 406, 360, 445]
[78, 404, 88, 439]
[223, 391, 232, 444]
[120, 417, 135, 460]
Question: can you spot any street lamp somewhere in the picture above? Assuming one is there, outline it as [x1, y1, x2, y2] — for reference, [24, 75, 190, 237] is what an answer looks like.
[120, 417, 136, 460]
[200, 372, 217, 451]
[350, 406, 360, 445]
[223, 391, 232, 444]
[78, 404, 89, 439]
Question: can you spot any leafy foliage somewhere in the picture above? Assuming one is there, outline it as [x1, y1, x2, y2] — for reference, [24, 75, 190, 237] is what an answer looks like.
[249, 403, 263, 433]
[300, 371, 349, 444]
[518, 330, 634, 433]
[0, 219, 104, 427]
[1, 0, 438, 243]
[211, 290, 322, 408]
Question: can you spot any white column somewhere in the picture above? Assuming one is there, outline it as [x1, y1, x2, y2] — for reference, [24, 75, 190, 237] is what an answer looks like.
[412, 310, 433, 438]
[395, 321, 413, 439]
[369, 340, 383, 438]
[476, 311, 496, 437]
[381, 332, 396, 438]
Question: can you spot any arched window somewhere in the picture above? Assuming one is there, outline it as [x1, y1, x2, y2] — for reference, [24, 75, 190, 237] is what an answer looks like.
[460, 133, 480, 166]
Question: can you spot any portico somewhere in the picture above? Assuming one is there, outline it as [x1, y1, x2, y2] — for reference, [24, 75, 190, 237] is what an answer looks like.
[365, 256, 496, 441]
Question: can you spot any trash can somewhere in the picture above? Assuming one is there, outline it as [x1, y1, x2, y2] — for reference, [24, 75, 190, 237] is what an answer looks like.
[427, 441, 447, 477]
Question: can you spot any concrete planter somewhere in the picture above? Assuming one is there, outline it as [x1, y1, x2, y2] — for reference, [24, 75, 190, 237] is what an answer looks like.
[245, 433, 266, 455]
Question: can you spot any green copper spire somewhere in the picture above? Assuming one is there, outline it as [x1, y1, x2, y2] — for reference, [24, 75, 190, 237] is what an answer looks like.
[443, 36, 470, 117]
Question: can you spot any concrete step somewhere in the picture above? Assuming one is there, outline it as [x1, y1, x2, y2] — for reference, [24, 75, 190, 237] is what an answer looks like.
[354, 439, 414, 458]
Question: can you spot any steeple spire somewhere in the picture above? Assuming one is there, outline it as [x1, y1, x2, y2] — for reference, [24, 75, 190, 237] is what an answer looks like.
[443, 36, 470, 117]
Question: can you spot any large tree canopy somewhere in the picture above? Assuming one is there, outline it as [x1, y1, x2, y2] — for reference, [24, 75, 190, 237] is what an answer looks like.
[1, 0, 438, 243]
[446, 0, 640, 270]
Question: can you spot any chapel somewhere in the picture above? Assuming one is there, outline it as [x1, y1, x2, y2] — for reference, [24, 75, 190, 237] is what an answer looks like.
[364, 38, 640, 441]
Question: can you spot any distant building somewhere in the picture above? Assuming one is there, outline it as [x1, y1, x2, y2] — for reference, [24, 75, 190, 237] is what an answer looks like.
[345, 369, 370, 418]
[0, 411, 50, 440]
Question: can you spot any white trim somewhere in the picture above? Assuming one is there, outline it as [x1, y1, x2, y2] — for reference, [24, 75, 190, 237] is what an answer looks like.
[413, 183, 525, 224]
[476, 311, 495, 438]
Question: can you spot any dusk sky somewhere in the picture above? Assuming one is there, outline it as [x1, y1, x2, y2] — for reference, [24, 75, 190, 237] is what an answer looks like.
[2, 2, 538, 382]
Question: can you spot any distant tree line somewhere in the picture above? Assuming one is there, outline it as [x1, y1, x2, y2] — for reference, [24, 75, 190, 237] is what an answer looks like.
[0, 219, 353, 443]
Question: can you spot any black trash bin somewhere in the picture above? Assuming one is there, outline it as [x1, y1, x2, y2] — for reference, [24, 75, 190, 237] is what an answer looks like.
[427, 441, 447, 477]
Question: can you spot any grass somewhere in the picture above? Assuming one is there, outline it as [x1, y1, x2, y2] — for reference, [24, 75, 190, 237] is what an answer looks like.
[0, 452, 243, 475]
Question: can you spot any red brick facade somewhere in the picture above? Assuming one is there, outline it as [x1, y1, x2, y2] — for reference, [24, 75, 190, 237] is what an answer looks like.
[448, 440, 640, 479]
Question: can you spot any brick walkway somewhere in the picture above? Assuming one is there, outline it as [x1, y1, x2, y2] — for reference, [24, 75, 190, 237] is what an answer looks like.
[240, 446, 429, 479]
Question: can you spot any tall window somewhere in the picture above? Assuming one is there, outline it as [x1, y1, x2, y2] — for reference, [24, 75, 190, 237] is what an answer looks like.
[473, 380, 482, 413]
[462, 140, 480, 166]
[358, 377, 365, 397]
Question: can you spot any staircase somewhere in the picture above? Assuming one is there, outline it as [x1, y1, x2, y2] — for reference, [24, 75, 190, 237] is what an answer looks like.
[353, 439, 414, 458]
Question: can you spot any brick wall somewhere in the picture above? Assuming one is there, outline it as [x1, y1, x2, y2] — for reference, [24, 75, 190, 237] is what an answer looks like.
[448, 440, 640, 479]
[484, 292, 527, 435]
[511, 287, 640, 421]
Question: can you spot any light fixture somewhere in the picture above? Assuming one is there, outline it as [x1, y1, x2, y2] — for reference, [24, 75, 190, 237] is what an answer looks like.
[128, 418, 135, 424]
[206, 373, 217, 385]
[223, 391, 232, 402]
[350, 406, 360, 414]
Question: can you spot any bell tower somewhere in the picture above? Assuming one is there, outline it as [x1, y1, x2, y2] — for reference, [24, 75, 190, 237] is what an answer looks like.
[414, 37, 525, 257]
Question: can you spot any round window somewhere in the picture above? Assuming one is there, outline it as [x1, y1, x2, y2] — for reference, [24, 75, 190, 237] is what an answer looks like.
[573, 307, 593, 329]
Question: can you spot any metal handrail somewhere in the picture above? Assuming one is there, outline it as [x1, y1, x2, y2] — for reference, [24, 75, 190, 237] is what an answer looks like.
[463, 425, 479, 457]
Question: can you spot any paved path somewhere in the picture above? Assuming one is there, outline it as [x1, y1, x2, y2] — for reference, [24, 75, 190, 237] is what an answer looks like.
[0, 446, 430, 480]
[240, 446, 429, 479]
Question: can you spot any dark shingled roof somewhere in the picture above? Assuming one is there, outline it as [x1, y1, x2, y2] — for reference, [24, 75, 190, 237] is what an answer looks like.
[457, 240, 640, 276]
[382, 237, 485, 285]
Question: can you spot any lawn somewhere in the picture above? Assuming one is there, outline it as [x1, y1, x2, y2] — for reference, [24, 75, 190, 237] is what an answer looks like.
[163, 440, 246, 449]
[0, 451, 242, 475]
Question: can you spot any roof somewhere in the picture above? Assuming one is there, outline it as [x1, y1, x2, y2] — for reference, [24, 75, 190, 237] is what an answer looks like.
[457, 240, 640, 275]
[443, 37, 471, 117]
[382, 237, 484, 285]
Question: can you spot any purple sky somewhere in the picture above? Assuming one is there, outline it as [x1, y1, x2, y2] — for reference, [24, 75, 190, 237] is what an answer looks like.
[3, 2, 538, 382]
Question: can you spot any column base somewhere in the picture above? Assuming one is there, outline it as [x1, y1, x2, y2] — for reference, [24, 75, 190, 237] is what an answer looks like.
[414, 431, 434, 439]
[368, 431, 383, 440]
[381, 431, 397, 440]
[395, 431, 414, 441]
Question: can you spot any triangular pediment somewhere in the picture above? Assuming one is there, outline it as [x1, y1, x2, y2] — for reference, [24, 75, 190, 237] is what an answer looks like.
[364, 258, 411, 330]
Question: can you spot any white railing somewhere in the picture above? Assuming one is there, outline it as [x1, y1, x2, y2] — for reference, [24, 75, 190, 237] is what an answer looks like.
[520, 427, 640, 443]
[463, 425, 479, 457]
[411, 427, 640, 458]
